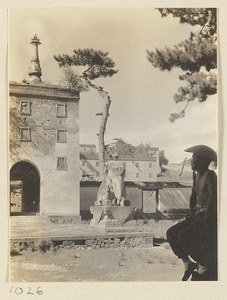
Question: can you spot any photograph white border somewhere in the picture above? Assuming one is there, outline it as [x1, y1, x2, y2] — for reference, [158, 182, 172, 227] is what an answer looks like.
[1, 0, 227, 299]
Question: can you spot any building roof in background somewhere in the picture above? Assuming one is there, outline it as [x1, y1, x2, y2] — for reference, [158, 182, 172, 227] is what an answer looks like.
[79, 144, 96, 148]
[159, 188, 191, 210]
[137, 181, 191, 189]
[80, 153, 157, 161]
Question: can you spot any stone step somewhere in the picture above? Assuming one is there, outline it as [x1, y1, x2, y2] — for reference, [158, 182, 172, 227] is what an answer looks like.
[10, 216, 51, 228]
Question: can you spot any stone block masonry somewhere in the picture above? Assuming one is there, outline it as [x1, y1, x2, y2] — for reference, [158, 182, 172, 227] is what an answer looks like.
[10, 235, 153, 253]
[9, 81, 80, 217]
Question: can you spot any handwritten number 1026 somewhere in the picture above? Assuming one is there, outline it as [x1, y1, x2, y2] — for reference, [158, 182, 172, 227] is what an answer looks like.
[10, 286, 43, 295]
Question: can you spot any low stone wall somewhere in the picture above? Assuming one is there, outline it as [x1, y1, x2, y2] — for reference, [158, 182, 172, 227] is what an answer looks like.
[83, 236, 152, 249]
[10, 235, 153, 254]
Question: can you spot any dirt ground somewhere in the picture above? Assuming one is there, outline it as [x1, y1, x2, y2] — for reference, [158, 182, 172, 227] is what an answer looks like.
[10, 219, 185, 282]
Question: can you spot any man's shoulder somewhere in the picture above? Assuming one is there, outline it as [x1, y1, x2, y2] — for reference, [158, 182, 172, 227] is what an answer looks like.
[206, 169, 217, 181]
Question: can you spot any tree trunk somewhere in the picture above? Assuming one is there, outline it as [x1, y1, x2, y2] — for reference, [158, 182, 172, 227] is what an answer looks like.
[85, 80, 112, 178]
[98, 97, 111, 178]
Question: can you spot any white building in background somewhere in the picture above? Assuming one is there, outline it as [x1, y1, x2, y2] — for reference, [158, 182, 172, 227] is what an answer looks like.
[79, 145, 159, 182]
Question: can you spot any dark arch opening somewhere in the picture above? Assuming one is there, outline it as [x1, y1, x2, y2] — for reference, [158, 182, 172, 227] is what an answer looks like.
[10, 161, 40, 215]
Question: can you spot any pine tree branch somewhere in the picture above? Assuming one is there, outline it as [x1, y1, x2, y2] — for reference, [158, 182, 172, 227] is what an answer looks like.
[148, 8, 217, 122]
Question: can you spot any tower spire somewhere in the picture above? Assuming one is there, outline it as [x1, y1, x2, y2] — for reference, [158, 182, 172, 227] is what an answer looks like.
[28, 34, 42, 83]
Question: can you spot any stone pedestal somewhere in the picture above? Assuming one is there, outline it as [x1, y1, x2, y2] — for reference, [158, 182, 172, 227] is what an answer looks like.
[90, 206, 137, 229]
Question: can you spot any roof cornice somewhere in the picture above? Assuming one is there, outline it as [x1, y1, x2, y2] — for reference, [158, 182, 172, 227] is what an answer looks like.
[9, 81, 80, 101]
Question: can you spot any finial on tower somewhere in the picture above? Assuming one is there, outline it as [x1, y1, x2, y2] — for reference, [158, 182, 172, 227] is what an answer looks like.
[28, 34, 42, 83]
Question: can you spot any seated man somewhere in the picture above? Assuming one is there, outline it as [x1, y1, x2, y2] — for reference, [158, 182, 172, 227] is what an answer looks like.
[166, 145, 217, 281]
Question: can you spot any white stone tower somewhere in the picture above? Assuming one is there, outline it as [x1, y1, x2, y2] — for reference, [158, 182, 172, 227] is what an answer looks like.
[28, 34, 42, 83]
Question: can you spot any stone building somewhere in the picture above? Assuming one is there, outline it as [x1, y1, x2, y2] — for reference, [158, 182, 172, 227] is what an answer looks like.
[80, 145, 159, 182]
[79, 144, 96, 155]
[9, 35, 80, 222]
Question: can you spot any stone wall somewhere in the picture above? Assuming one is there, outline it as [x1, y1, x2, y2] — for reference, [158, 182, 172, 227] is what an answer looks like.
[9, 82, 80, 217]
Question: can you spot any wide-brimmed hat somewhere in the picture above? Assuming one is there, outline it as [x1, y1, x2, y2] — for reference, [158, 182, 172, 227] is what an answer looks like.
[185, 145, 217, 162]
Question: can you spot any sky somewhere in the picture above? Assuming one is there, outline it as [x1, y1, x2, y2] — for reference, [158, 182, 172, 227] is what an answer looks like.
[9, 8, 218, 163]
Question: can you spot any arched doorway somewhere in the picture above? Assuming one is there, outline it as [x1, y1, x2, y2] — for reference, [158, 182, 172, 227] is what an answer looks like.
[10, 161, 40, 215]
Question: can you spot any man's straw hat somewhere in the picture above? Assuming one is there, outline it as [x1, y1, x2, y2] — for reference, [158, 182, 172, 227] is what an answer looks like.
[185, 145, 217, 162]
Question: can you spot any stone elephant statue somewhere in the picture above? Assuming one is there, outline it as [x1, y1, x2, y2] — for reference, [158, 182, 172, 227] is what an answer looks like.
[95, 162, 127, 206]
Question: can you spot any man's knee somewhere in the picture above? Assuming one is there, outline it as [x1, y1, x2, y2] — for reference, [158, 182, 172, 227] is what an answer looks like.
[166, 221, 190, 249]
[166, 227, 171, 240]
[166, 225, 176, 242]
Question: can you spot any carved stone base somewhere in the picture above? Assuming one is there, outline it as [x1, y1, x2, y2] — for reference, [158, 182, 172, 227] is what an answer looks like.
[90, 206, 137, 229]
[48, 215, 81, 224]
